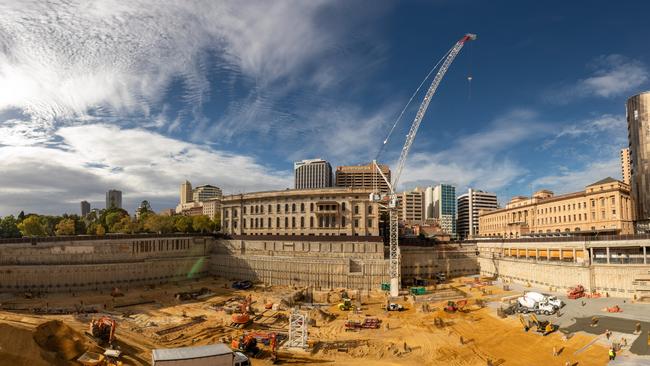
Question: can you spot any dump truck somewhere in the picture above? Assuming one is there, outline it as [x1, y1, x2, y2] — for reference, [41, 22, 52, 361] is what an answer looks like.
[152, 344, 250, 366]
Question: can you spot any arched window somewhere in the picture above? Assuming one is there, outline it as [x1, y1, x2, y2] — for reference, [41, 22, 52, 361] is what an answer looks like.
[300, 217, 305, 228]
[276, 217, 280, 228]
[310, 217, 314, 228]
[300, 203, 305, 212]
[292, 203, 296, 212]
[292, 217, 296, 228]
[285, 217, 289, 228]
[285, 204, 289, 212]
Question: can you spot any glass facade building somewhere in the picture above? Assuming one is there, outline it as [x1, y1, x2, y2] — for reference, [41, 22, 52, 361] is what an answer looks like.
[627, 91, 650, 228]
[433, 184, 457, 237]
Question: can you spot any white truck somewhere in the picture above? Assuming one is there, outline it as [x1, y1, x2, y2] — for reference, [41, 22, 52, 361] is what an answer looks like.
[525, 292, 564, 310]
[152, 343, 250, 366]
[515, 293, 557, 315]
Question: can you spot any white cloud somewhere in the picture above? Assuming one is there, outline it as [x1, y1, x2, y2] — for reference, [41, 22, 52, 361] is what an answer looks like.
[532, 158, 621, 194]
[547, 55, 649, 103]
[543, 114, 627, 148]
[398, 109, 550, 193]
[0, 0, 337, 126]
[0, 124, 292, 215]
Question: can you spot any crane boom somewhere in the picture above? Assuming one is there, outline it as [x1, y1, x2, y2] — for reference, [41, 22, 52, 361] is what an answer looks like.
[392, 33, 476, 189]
[373, 33, 476, 298]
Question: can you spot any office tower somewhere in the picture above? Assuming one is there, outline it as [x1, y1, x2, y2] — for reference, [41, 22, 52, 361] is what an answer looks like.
[294, 159, 333, 189]
[627, 91, 650, 227]
[192, 184, 222, 202]
[335, 163, 391, 193]
[431, 184, 456, 237]
[399, 189, 424, 223]
[106, 189, 122, 209]
[180, 180, 193, 204]
[80, 201, 90, 217]
[457, 188, 498, 239]
[620, 148, 631, 186]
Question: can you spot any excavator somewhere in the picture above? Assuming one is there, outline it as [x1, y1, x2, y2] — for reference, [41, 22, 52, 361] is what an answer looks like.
[231, 295, 253, 326]
[231, 331, 278, 363]
[89, 316, 116, 345]
[518, 314, 557, 336]
[444, 300, 468, 313]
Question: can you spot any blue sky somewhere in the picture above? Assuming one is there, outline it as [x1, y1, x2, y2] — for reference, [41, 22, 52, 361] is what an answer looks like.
[0, 0, 648, 216]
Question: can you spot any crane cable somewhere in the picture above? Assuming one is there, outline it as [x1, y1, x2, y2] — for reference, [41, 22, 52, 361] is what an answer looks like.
[375, 46, 453, 162]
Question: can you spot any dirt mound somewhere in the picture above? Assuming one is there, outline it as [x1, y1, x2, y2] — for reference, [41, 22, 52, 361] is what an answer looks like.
[311, 308, 336, 323]
[0, 323, 55, 366]
[33, 320, 89, 361]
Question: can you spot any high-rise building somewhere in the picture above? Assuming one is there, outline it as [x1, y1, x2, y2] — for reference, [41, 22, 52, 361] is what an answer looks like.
[457, 189, 498, 239]
[621, 148, 632, 185]
[193, 184, 222, 202]
[335, 163, 391, 193]
[627, 91, 650, 227]
[180, 180, 193, 204]
[80, 201, 90, 217]
[106, 189, 122, 209]
[431, 184, 456, 237]
[294, 159, 333, 189]
[399, 189, 424, 223]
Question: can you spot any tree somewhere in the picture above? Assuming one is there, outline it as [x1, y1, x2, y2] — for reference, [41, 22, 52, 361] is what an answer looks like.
[112, 216, 139, 234]
[17, 216, 47, 237]
[17, 211, 25, 222]
[210, 213, 221, 232]
[55, 218, 75, 236]
[144, 214, 174, 234]
[174, 216, 193, 233]
[95, 224, 106, 236]
[105, 212, 123, 232]
[0, 215, 21, 238]
[192, 215, 211, 233]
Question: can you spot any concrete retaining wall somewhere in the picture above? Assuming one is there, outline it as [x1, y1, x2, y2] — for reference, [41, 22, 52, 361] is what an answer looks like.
[0, 236, 210, 292]
[401, 244, 480, 280]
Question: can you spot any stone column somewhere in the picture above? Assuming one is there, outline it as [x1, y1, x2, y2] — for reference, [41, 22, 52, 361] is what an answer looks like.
[547, 248, 550, 261]
[606, 246, 610, 264]
[573, 248, 577, 263]
[535, 248, 539, 261]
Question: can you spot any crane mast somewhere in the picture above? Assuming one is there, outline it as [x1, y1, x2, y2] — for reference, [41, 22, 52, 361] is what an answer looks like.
[372, 33, 476, 297]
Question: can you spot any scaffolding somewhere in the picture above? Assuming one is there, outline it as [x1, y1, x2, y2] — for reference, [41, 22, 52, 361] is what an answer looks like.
[286, 309, 308, 348]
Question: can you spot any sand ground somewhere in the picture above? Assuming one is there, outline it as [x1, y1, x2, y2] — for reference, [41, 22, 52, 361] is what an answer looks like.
[0, 276, 622, 365]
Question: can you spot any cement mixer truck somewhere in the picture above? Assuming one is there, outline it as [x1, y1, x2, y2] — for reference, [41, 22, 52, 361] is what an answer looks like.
[515, 293, 557, 315]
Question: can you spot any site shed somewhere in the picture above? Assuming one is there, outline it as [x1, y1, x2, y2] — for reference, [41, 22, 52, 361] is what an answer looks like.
[152, 344, 234, 366]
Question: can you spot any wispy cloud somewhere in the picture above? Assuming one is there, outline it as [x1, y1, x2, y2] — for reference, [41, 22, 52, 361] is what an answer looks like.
[545, 54, 649, 103]
[532, 158, 621, 194]
[542, 114, 626, 148]
[399, 109, 551, 193]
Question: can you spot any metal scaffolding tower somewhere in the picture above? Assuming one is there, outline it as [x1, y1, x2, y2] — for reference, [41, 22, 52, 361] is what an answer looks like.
[286, 309, 308, 348]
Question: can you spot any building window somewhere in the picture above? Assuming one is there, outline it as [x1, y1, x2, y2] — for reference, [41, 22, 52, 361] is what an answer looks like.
[277, 204, 280, 212]
[591, 200, 595, 207]
[612, 209, 616, 216]
[354, 205, 359, 214]
[600, 198, 605, 206]
[367, 218, 372, 228]
[268, 218, 272, 227]
[268, 205, 272, 213]
[276, 217, 280, 228]
[368, 205, 373, 214]
[591, 212, 596, 220]
[300, 203, 305, 212]
[300, 217, 305, 228]
[260, 205, 264, 214]
[310, 217, 314, 228]
[292, 217, 296, 228]
[260, 218, 264, 228]
[243, 206, 247, 214]
[310, 203, 314, 211]
[601, 211, 606, 219]
[233, 209, 238, 218]
[342, 202, 346, 211]
[292, 203, 296, 212]
[354, 219, 359, 228]
[611, 197, 615, 205]
[285, 204, 289, 212]
[285, 217, 289, 228]
[342, 216, 346, 227]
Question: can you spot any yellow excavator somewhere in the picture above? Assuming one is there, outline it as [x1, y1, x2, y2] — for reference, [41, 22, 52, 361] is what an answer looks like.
[518, 314, 557, 336]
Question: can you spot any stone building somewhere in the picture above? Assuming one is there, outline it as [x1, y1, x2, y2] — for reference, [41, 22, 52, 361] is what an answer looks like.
[399, 189, 424, 223]
[220, 187, 380, 236]
[478, 177, 634, 238]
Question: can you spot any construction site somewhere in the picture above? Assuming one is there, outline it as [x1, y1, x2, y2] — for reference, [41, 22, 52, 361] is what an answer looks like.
[3, 266, 650, 366]
[2, 33, 650, 366]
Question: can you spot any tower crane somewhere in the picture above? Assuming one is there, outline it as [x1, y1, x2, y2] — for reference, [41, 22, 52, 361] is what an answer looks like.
[371, 33, 476, 297]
